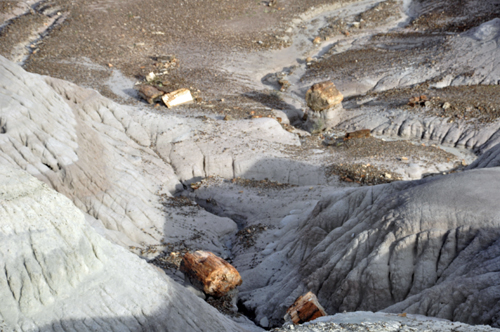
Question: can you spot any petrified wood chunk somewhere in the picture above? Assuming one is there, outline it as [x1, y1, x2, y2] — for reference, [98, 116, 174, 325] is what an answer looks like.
[286, 292, 326, 325]
[161, 88, 193, 108]
[180, 251, 242, 297]
[344, 129, 371, 140]
[306, 81, 343, 111]
[138, 85, 164, 104]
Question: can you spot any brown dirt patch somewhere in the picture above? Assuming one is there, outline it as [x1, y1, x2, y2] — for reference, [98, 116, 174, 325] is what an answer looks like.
[358, 84, 500, 124]
[332, 136, 457, 163]
[327, 163, 400, 185]
[324, 136, 461, 184]
[316, 0, 401, 41]
[302, 31, 448, 84]
[0, 12, 47, 59]
[410, 0, 500, 33]
[0, 0, 348, 97]
[0, 1, 18, 14]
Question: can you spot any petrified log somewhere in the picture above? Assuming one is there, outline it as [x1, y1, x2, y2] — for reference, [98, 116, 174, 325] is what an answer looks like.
[162, 88, 193, 108]
[286, 292, 326, 325]
[344, 129, 371, 140]
[180, 251, 242, 297]
[306, 81, 343, 112]
[138, 85, 164, 104]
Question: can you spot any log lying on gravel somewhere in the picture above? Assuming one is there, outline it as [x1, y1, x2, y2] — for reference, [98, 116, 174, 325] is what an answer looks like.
[285, 292, 326, 325]
[180, 251, 242, 297]
[138, 84, 164, 104]
[162, 88, 193, 108]
[344, 129, 371, 140]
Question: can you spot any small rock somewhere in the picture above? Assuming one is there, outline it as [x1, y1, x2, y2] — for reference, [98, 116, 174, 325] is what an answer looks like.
[190, 182, 201, 190]
[162, 88, 194, 108]
[260, 316, 269, 328]
[146, 72, 156, 82]
[442, 102, 451, 110]
[306, 57, 314, 63]
[180, 251, 242, 297]
[272, 110, 290, 125]
[408, 96, 420, 107]
[138, 85, 164, 104]
[313, 37, 322, 44]
[306, 81, 343, 111]
[384, 173, 392, 179]
[285, 292, 326, 325]
[279, 79, 291, 92]
[344, 129, 370, 140]
[223, 114, 234, 121]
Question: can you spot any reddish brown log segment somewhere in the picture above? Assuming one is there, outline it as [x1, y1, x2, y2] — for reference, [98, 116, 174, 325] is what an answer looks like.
[180, 251, 242, 297]
[286, 292, 327, 325]
[344, 129, 371, 140]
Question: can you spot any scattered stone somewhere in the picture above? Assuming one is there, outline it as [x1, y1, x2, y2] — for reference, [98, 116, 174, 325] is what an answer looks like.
[443, 102, 451, 110]
[313, 37, 322, 44]
[306, 57, 314, 63]
[146, 72, 156, 82]
[344, 129, 371, 140]
[190, 182, 202, 190]
[180, 251, 242, 297]
[223, 114, 234, 121]
[154, 54, 178, 69]
[236, 223, 272, 249]
[306, 81, 343, 111]
[162, 88, 194, 108]
[279, 79, 291, 92]
[285, 292, 326, 325]
[138, 85, 164, 104]
[328, 163, 400, 185]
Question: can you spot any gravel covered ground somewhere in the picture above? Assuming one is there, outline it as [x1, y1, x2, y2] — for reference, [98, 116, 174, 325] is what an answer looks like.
[271, 313, 500, 332]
